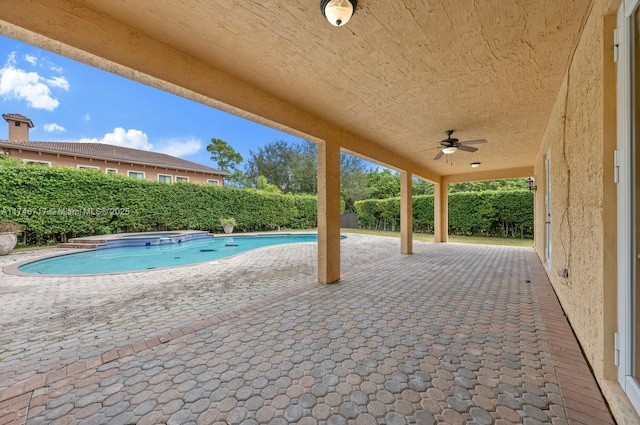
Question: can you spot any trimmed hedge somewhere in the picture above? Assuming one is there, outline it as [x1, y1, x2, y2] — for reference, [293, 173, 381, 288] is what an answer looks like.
[0, 163, 531, 243]
[354, 190, 533, 238]
[0, 165, 318, 245]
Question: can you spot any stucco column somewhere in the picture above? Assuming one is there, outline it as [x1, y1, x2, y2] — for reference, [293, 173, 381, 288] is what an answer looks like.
[317, 140, 341, 284]
[434, 182, 448, 243]
[400, 171, 413, 254]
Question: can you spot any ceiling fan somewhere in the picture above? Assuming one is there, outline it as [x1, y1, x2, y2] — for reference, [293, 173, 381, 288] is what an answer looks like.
[432, 130, 487, 160]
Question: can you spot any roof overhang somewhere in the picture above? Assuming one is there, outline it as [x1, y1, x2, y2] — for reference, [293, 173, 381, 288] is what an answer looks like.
[0, 0, 593, 182]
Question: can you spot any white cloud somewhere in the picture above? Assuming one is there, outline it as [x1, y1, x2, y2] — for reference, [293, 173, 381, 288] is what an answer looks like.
[0, 52, 69, 111]
[24, 54, 37, 66]
[22, 53, 63, 72]
[46, 76, 70, 91]
[0, 67, 59, 110]
[43, 123, 66, 132]
[83, 114, 91, 121]
[79, 128, 153, 151]
[48, 63, 63, 73]
[6, 52, 16, 67]
[77, 128, 201, 158]
[156, 138, 202, 158]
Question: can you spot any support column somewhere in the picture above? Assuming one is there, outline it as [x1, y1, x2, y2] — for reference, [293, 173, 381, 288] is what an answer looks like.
[400, 171, 413, 254]
[434, 182, 448, 243]
[317, 140, 341, 283]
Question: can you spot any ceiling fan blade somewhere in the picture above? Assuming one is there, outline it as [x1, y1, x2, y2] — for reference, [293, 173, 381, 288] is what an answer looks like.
[433, 150, 444, 160]
[457, 145, 478, 153]
[414, 146, 441, 154]
[461, 139, 488, 145]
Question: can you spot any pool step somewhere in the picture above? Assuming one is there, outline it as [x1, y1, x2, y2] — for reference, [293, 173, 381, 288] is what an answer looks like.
[57, 242, 101, 249]
[57, 236, 105, 249]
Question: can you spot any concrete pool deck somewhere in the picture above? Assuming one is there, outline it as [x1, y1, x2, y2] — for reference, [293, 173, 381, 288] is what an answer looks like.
[0, 234, 614, 424]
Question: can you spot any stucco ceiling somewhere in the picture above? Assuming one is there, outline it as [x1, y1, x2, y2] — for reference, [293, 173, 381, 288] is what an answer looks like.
[0, 0, 592, 179]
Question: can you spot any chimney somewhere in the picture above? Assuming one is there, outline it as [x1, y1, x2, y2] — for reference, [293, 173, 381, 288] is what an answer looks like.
[3, 113, 34, 141]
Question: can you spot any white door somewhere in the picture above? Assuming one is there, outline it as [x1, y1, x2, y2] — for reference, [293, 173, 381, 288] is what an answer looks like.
[617, 0, 640, 413]
[545, 153, 551, 266]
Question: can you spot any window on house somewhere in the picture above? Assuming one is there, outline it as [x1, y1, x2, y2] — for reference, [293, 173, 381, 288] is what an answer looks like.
[128, 171, 145, 179]
[158, 174, 172, 183]
[23, 160, 51, 166]
[106, 168, 118, 174]
[207, 179, 220, 185]
[77, 165, 100, 170]
[175, 176, 189, 183]
[14, 122, 20, 127]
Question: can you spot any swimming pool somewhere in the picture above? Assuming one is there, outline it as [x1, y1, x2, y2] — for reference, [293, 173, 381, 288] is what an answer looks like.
[17, 233, 326, 276]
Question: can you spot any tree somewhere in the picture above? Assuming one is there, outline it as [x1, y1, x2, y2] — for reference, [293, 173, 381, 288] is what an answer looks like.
[291, 142, 317, 194]
[367, 169, 400, 199]
[412, 178, 434, 195]
[206, 138, 245, 186]
[256, 175, 282, 193]
[340, 154, 369, 211]
[245, 140, 298, 192]
[245, 140, 371, 208]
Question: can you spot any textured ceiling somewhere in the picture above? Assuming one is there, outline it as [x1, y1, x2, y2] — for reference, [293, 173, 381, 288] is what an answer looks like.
[1, 0, 592, 177]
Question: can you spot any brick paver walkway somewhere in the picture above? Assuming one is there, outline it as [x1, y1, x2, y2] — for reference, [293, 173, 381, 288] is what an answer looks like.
[0, 234, 614, 424]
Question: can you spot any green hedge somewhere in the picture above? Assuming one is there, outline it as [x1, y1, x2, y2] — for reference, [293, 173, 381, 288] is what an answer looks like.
[354, 190, 533, 238]
[0, 164, 318, 245]
[0, 163, 531, 244]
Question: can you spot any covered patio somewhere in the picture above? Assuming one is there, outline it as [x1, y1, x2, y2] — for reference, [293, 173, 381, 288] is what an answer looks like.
[1, 0, 637, 422]
[0, 0, 585, 283]
[0, 236, 613, 423]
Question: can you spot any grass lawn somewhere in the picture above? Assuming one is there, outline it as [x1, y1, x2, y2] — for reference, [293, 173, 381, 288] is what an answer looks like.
[340, 228, 533, 247]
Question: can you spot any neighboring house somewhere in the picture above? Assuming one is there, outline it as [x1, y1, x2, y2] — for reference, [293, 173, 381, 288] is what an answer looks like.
[0, 113, 227, 185]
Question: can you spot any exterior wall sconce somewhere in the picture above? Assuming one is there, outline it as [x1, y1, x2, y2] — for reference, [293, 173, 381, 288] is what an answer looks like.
[321, 0, 357, 26]
[526, 177, 537, 191]
[470, 162, 481, 168]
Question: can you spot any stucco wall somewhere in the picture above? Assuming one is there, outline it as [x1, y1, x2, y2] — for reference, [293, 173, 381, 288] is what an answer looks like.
[534, 0, 610, 385]
[5, 149, 223, 185]
[534, 0, 626, 419]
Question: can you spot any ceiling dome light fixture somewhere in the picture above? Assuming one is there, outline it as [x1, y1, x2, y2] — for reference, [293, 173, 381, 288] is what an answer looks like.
[321, 0, 357, 27]
[442, 146, 457, 155]
[470, 162, 481, 168]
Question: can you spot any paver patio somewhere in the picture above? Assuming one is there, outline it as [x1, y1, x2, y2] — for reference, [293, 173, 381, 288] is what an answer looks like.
[0, 234, 614, 424]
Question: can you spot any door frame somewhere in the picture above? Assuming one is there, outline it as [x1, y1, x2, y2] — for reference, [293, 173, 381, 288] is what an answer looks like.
[617, 0, 640, 412]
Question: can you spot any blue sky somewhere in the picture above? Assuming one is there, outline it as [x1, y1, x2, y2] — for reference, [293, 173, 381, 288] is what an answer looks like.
[0, 35, 307, 170]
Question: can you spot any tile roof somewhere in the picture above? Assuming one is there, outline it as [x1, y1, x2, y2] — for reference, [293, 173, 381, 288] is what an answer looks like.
[2, 113, 34, 128]
[0, 140, 228, 175]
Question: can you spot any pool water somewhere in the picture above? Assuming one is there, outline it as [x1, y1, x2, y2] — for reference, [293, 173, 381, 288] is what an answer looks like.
[18, 234, 324, 275]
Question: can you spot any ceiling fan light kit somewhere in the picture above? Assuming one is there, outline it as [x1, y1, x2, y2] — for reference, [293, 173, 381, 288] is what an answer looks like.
[433, 130, 488, 161]
[321, 0, 357, 26]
